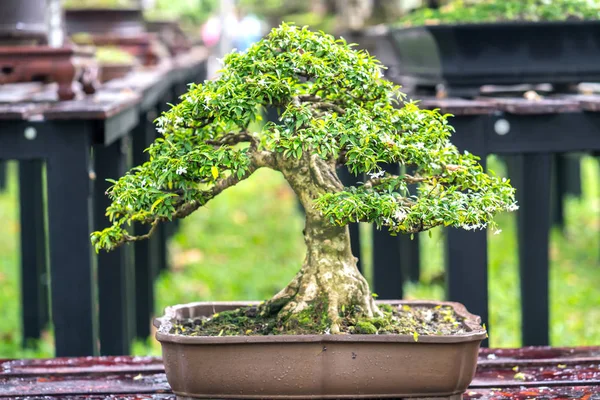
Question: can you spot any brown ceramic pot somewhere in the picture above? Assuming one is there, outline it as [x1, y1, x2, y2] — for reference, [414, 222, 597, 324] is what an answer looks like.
[146, 20, 191, 56]
[65, 8, 145, 37]
[99, 63, 134, 83]
[155, 300, 486, 399]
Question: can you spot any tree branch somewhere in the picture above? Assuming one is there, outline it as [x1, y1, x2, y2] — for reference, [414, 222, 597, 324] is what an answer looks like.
[336, 147, 348, 165]
[111, 149, 275, 248]
[298, 94, 321, 102]
[123, 221, 159, 243]
[309, 154, 344, 192]
[206, 132, 258, 150]
[295, 94, 347, 115]
[313, 102, 346, 115]
[363, 173, 429, 189]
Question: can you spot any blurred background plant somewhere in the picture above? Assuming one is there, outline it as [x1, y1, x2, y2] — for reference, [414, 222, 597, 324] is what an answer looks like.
[62, 0, 137, 8]
[144, 0, 218, 28]
[399, 0, 600, 26]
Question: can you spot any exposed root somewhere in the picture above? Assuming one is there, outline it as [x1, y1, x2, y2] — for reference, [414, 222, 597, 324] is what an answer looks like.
[261, 247, 381, 334]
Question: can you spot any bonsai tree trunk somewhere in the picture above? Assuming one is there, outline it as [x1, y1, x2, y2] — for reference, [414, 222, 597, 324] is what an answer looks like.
[262, 153, 381, 333]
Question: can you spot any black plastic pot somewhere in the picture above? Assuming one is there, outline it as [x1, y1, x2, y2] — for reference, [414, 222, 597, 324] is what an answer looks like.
[389, 21, 600, 95]
[0, 0, 48, 44]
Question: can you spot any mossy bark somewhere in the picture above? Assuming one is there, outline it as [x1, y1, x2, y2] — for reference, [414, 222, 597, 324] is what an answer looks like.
[262, 153, 381, 333]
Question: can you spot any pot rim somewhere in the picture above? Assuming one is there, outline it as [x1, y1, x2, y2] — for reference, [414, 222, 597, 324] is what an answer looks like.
[155, 299, 487, 344]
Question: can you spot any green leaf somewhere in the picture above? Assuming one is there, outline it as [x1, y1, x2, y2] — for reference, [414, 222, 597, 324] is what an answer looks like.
[150, 197, 164, 212]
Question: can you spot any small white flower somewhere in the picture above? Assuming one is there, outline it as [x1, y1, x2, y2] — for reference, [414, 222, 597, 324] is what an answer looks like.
[258, 79, 267, 86]
[393, 209, 407, 221]
[381, 134, 394, 145]
[176, 166, 187, 175]
[216, 57, 224, 65]
[368, 170, 385, 179]
[507, 203, 519, 212]
[360, 124, 369, 131]
[494, 229, 502, 235]
[175, 116, 184, 125]
[423, 310, 434, 322]
[157, 126, 166, 134]
[487, 354, 497, 360]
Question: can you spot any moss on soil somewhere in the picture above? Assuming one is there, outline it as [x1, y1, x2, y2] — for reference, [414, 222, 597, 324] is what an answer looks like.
[170, 303, 471, 338]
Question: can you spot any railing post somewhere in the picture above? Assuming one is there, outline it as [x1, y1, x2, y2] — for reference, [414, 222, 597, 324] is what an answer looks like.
[372, 163, 404, 299]
[444, 115, 489, 345]
[18, 160, 49, 346]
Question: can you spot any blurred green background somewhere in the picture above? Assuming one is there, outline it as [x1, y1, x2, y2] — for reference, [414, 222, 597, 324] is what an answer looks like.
[0, 0, 598, 358]
[1, 154, 599, 358]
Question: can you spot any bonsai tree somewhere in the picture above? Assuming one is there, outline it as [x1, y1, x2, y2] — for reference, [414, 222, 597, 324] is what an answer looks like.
[92, 24, 516, 334]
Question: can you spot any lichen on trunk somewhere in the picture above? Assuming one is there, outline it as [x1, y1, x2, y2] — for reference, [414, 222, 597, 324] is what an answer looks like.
[260, 153, 381, 333]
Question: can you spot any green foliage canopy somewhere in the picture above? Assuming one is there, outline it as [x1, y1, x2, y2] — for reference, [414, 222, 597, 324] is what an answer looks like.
[91, 24, 516, 252]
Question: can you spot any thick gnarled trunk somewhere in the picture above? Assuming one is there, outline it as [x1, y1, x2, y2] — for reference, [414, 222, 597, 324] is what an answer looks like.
[263, 154, 381, 333]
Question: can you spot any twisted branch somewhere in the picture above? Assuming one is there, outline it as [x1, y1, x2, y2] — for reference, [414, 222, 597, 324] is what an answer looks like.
[294, 95, 347, 116]
[206, 132, 258, 150]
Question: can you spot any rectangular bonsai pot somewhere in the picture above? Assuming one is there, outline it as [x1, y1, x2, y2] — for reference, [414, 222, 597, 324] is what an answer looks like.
[389, 21, 600, 95]
[154, 300, 486, 399]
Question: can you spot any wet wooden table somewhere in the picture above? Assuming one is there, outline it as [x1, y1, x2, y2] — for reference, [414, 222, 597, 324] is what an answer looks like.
[0, 346, 598, 399]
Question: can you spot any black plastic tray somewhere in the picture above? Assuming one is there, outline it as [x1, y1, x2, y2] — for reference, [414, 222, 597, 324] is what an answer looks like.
[389, 21, 600, 95]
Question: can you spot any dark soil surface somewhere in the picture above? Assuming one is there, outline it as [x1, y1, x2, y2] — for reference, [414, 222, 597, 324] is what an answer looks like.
[170, 303, 475, 339]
